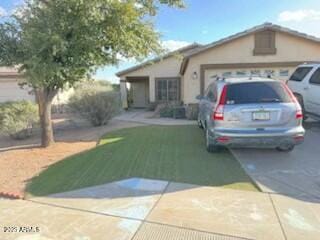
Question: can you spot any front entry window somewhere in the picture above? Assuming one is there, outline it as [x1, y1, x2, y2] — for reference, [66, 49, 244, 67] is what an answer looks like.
[156, 78, 179, 101]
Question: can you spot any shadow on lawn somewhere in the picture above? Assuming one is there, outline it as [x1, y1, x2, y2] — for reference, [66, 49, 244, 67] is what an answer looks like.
[0, 115, 143, 152]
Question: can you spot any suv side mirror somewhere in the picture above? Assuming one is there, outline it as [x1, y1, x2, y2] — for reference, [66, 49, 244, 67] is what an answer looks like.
[196, 95, 203, 100]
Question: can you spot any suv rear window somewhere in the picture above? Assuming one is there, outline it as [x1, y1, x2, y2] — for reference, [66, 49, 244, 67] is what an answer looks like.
[226, 82, 291, 104]
[289, 67, 312, 82]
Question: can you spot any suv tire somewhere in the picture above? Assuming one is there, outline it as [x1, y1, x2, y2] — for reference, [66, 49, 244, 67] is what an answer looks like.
[197, 116, 203, 129]
[276, 145, 295, 152]
[206, 128, 219, 153]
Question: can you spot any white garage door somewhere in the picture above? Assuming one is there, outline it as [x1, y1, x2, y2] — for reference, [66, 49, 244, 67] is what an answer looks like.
[0, 80, 35, 103]
[204, 67, 295, 89]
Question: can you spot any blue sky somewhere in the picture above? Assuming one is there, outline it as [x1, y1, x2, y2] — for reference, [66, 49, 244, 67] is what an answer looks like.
[1, 0, 320, 83]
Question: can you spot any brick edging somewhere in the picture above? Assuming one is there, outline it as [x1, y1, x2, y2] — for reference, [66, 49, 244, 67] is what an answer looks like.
[0, 191, 24, 200]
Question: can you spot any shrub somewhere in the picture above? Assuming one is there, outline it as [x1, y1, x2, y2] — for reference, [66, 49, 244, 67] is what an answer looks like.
[158, 102, 183, 118]
[68, 88, 120, 126]
[0, 101, 39, 140]
[74, 80, 114, 92]
[173, 106, 186, 119]
[159, 105, 174, 118]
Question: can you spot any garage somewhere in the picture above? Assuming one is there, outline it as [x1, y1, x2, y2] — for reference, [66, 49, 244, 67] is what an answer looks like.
[204, 67, 293, 89]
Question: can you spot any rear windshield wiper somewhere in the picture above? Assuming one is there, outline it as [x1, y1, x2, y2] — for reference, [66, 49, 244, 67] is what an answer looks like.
[259, 98, 281, 103]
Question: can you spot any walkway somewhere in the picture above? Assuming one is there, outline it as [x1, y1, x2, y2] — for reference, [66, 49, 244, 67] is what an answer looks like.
[115, 109, 196, 125]
[1, 178, 319, 240]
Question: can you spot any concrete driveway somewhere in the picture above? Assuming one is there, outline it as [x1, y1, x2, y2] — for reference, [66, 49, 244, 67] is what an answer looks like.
[1, 178, 320, 240]
[232, 122, 320, 201]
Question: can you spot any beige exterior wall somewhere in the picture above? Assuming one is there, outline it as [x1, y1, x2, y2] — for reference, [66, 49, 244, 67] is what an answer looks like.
[0, 79, 35, 102]
[0, 67, 35, 102]
[52, 88, 74, 105]
[184, 32, 320, 103]
[120, 56, 183, 102]
[0, 78, 74, 105]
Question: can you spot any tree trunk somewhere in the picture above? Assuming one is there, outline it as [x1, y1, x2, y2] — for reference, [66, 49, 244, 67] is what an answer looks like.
[35, 88, 58, 147]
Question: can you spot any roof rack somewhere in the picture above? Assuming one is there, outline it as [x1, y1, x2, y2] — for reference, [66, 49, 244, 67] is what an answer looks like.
[212, 73, 274, 82]
[215, 76, 226, 82]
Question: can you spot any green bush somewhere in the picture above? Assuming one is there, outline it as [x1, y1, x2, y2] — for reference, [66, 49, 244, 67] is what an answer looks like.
[74, 80, 114, 92]
[68, 87, 120, 126]
[159, 105, 174, 118]
[173, 106, 186, 119]
[0, 101, 39, 140]
[158, 102, 184, 118]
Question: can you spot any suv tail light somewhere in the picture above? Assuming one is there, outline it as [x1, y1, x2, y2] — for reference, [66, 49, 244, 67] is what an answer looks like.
[282, 84, 303, 119]
[212, 85, 228, 121]
[296, 109, 303, 119]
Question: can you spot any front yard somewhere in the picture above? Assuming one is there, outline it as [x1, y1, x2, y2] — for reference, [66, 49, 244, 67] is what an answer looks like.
[27, 125, 258, 196]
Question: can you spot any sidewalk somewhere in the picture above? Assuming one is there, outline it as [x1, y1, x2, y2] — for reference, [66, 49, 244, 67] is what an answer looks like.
[115, 109, 197, 125]
[1, 178, 319, 240]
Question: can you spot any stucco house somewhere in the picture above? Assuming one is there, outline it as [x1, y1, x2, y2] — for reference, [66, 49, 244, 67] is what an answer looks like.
[0, 67, 34, 102]
[117, 23, 320, 109]
[0, 67, 74, 107]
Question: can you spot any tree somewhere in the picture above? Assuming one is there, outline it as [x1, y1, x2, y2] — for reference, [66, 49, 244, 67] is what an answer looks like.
[0, 0, 184, 147]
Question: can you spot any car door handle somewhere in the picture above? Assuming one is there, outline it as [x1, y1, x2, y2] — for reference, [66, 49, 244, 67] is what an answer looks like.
[303, 87, 309, 90]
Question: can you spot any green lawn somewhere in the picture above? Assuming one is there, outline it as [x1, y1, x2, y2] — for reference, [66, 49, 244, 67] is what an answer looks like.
[27, 125, 259, 196]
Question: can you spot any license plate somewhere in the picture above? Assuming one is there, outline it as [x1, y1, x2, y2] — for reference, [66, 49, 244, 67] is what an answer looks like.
[252, 111, 270, 121]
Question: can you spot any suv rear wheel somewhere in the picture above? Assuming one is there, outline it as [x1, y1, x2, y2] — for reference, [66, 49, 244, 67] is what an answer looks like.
[206, 128, 220, 153]
[197, 115, 203, 129]
[276, 144, 295, 152]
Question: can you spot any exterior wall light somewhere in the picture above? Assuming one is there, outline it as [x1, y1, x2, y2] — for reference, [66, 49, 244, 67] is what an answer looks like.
[192, 71, 198, 80]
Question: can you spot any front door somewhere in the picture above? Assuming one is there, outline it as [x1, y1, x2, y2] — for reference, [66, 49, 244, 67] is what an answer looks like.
[131, 81, 147, 108]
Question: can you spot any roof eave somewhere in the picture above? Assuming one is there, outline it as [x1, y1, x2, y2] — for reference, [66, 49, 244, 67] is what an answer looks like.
[184, 23, 320, 59]
[116, 43, 201, 77]
[179, 58, 189, 75]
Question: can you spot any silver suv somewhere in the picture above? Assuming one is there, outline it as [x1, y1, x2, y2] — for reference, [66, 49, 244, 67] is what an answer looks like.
[197, 78, 305, 152]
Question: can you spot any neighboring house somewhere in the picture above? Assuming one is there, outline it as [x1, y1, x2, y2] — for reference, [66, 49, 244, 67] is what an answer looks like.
[117, 23, 320, 108]
[0, 67, 34, 102]
[0, 67, 74, 108]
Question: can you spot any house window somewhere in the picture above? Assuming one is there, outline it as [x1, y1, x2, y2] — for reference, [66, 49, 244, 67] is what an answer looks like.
[264, 70, 275, 78]
[236, 70, 247, 77]
[155, 78, 179, 101]
[222, 72, 232, 77]
[250, 70, 261, 77]
[254, 30, 276, 55]
[279, 69, 289, 77]
[210, 74, 218, 79]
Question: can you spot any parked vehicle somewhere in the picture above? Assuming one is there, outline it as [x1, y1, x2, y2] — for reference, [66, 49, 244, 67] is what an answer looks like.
[197, 78, 305, 152]
[287, 63, 320, 120]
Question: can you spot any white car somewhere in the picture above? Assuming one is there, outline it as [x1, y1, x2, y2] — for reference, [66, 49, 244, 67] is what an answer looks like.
[287, 63, 320, 120]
